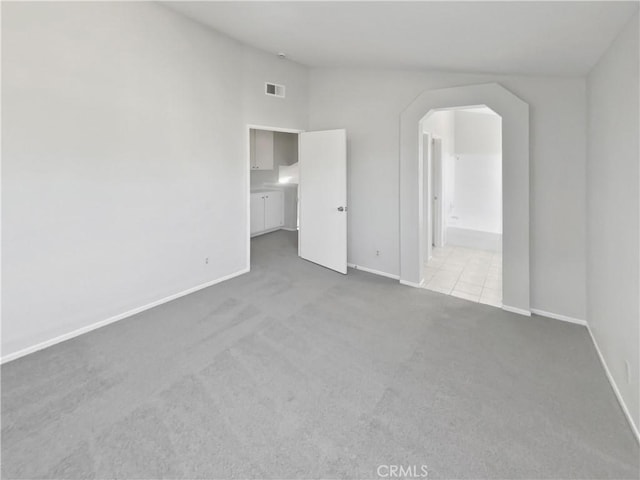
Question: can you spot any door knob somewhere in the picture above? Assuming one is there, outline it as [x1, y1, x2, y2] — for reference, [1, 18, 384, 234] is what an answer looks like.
[337, 206, 345, 212]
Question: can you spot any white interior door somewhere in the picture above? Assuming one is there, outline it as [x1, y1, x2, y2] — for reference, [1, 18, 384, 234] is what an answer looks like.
[299, 129, 347, 274]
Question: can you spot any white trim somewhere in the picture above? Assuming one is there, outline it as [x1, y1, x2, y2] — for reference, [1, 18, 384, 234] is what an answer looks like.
[531, 308, 587, 326]
[502, 304, 531, 317]
[247, 124, 304, 134]
[587, 325, 640, 443]
[347, 263, 400, 280]
[0, 268, 250, 365]
[280, 227, 298, 232]
[400, 279, 424, 288]
[250, 226, 284, 238]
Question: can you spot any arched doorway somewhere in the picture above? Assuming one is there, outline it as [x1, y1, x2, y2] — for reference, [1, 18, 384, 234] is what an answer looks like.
[399, 83, 530, 315]
[422, 106, 503, 307]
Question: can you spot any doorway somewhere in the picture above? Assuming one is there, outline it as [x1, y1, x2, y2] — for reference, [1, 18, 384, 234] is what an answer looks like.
[248, 126, 301, 269]
[421, 106, 503, 306]
[246, 125, 348, 274]
[399, 83, 530, 315]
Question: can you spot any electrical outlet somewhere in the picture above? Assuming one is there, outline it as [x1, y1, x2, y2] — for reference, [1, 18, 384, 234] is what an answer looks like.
[376, 250, 380, 256]
[205, 257, 209, 265]
[625, 360, 631, 385]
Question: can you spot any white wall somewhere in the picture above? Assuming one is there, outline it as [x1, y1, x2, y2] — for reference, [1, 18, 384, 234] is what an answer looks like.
[309, 69, 586, 319]
[455, 110, 502, 154]
[1, 2, 308, 359]
[449, 153, 502, 232]
[451, 111, 502, 234]
[586, 12, 639, 434]
[242, 49, 309, 130]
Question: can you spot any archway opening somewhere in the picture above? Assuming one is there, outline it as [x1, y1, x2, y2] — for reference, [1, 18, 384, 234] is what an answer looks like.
[399, 83, 530, 315]
[421, 105, 503, 307]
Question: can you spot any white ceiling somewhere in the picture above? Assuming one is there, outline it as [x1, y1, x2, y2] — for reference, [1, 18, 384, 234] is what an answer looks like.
[164, 1, 638, 76]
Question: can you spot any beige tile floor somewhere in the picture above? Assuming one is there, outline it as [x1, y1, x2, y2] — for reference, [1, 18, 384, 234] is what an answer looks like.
[423, 245, 502, 307]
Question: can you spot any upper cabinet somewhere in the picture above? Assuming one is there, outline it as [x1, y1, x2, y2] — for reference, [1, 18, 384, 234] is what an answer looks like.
[250, 129, 274, 170]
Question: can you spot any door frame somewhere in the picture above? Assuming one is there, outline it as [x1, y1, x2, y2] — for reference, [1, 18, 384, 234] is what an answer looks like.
[246, 124, 305, 270]
[431, 136, 445, 249]
[422, 133, 445, 263]
[422, 133, 433, 262]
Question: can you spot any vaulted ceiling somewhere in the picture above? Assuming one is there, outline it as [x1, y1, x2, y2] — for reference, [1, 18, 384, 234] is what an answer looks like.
[164, 1, 638, 76]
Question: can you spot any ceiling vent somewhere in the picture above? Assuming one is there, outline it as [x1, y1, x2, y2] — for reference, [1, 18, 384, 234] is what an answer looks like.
[265, 82, 285, 98]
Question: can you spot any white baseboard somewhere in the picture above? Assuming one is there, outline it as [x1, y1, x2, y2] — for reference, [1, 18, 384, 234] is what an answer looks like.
[0, 267, 250, 365]
[400, 279, 424, 288]
[529, 310, 637, 442]
[347, 263, 399, 280]
[251, 227, 297, 237]
[502, 304, 531, 317]
[587, 325, 640, 443]
[531, 308, 587, 326]
[250, 227, 282, 238]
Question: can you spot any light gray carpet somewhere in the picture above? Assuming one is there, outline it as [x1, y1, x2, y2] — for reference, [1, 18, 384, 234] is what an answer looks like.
[2, 230, 638, 479]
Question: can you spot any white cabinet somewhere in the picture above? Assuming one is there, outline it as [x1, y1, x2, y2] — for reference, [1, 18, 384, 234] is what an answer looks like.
[250, 129, 274, 170]
[264, 191, 284, 230]
[250, 190, 283, 236]
[250, 193, 266, 235]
